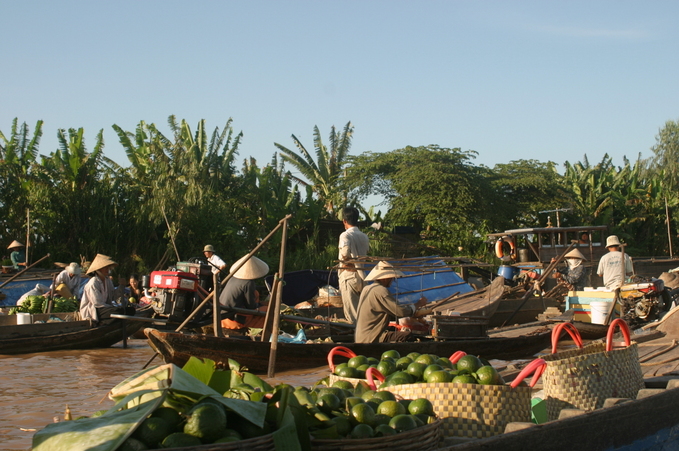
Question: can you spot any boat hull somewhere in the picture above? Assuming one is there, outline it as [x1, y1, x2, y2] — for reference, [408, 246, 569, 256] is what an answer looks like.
[145, 327, 552, 373]
[0, 307, 152, 354]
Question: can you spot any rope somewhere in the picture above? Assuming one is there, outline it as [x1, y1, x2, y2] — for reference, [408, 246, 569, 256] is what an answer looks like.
[639, 339, 678, 366]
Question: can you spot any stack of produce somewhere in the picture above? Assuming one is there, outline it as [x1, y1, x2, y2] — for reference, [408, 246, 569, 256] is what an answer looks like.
[31, 356, 442, 451]
[9, 296, 78, 315]
[326, 347, 533, 439]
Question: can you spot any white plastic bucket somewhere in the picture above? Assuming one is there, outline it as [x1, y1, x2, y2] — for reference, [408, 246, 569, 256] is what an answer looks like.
[16, 313, 32, 325]
[590, 301, 612, 325]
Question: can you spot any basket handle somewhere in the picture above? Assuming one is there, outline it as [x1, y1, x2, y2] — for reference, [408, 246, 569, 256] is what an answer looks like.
[551, 322, 583, 353]
[606, 318, 632, 351]
[510, 358, 546, 389]
[449, 350, 467, 364]
[365, 367, 386, 391]
[327, 346, 357, 372]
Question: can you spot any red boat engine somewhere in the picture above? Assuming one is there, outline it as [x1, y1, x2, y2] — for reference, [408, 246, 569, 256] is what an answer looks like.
[149, 271, 199, 322]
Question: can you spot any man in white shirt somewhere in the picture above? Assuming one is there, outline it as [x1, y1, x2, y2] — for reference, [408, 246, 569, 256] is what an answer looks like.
[338, 207, 370, 324]
[597, 235, 634, 289]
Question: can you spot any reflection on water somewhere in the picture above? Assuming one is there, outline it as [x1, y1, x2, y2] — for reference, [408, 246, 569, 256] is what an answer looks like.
[0, 339, 328, 451]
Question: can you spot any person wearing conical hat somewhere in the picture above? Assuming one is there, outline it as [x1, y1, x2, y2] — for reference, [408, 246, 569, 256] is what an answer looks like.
[51, 262, 83, 300]
[355, 261, 428, 343]
[552, 248, 589, 291]
[597, 235, 634, 289]
[219, 254, 270, 330]
[79, 254, 118, 322]
[7, 240, 26, 270]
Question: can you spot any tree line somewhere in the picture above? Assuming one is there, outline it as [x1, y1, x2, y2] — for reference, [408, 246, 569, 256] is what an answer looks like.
[2, 116, 679, 276]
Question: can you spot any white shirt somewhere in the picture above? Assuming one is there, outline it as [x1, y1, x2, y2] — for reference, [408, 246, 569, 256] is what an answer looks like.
[338, 226, 370, 280]
[80, 275, 114, 321]
[597, 251, 634, 289]
[52, 269, 82, 298]
[208, 254, 227, 275]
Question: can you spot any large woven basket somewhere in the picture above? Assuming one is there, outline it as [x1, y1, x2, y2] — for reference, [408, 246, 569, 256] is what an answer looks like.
[161, 432, 275, 451]
[540, 320, 644, 421]
[382, 382, 531, 438]
[310, 418, 442, 451]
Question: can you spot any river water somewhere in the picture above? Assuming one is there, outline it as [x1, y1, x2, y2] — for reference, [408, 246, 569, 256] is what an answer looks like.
[0, 338, 329, 451]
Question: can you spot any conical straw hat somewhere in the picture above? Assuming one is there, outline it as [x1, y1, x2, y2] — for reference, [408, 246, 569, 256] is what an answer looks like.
[564, 249, 586, 260]
[365, 261, 405, 282]
[7, 240, 24, 249]
[230, 255, 269, 280]
[660, 272, 679, 289]
[87, 254, 118, 274]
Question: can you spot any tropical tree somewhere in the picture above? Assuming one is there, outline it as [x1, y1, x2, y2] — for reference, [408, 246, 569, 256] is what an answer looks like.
[346, 145, 490, 256]
[274, 121, 354, 217]
[0, 119, 43, 245]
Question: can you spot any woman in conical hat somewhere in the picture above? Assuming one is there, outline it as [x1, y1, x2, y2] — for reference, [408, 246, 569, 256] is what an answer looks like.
[80, 254, 118, 322]
[552, 248, 589, 291]
[355, 261, 428, 343]
[219, 255, 270, 331]
[8, 240, 26, 269]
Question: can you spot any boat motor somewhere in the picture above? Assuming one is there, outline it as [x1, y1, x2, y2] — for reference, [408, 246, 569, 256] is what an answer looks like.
[620, 278, 668, 326]
[148, 270, 200, 322]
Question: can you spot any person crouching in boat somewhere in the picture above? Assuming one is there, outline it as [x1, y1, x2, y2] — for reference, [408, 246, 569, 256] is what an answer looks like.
[355, 261, 428, 343]
[219, 255, 269, 331]
[552, 248, 589, 291]
[50, 262, 82, 301]
[79, 254, 119, 322]
[17, 283, 49, 306]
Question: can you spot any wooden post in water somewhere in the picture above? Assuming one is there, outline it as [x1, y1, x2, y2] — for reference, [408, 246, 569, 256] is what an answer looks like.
[267, 216, 288, 378]
[213, 273, 223, 337]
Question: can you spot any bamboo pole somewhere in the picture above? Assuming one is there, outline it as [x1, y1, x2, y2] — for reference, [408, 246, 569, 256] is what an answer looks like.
[267, 216, 288, 378]
[212, 273, 223, 337]
[260, 275, 280, 342]
[25, 208, 30, 267]
[666, 197, 673, 258]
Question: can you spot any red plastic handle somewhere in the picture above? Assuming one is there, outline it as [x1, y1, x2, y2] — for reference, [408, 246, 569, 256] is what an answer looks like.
[606, 318, 632, 351]
[366, 367, 386, 391]
[551, 322, 583, 353]
[449, 351, 467, 364]
[327, 346, 357, 372]
[510, 358, 546, 389]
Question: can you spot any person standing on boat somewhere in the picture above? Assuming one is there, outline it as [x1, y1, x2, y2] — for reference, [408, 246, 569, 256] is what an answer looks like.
[8, 240, 26, 270]
[552, 248, 589, 291]
[338, 206, 370, 324]
[355, 261, 428, 343]
[203, 244, 227, 291]
[219, 254, 269, 330]
[597, 235, 634, 289]
[79, 254, 119, 322]
[51, 262, 82, 300]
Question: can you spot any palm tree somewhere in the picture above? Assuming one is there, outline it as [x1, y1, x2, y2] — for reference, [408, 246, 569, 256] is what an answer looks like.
[274, 121, 353, 217]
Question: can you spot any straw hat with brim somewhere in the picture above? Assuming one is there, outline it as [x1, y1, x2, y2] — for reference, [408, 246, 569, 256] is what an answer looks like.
[7, 240, 24, 250]
[87, 254, 118, 274]
[606, 235, 621, 247]
[230, 255, 269, 280]
[660, 272, 679, 289]
[564, 249, 586, 260]
[66, 262, 82, 275]
[365, 261, 405, 282]
[203, 244, 216, 253]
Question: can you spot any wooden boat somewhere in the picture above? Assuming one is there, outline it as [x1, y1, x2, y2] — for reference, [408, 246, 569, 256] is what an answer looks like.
[431, 276, 505, 318]
[0, 306, 153, 354]
[145, 323, 553, 373]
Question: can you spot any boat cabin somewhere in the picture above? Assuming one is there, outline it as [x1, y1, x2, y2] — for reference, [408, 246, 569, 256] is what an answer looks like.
[487, 225, 609, 265]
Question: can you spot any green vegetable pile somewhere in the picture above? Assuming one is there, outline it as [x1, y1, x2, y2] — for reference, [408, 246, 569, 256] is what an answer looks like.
[9, 296, 78, 315]
[332, 349, 505, 387]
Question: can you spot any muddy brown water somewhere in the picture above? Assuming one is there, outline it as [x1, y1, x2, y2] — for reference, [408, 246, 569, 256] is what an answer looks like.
[0, 338, 329, 451]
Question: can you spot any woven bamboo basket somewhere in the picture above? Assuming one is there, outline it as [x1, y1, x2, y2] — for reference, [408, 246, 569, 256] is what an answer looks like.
[383, 382, 532, 439]
[161, 432, 275, 451]
[310, 418, 442, 451]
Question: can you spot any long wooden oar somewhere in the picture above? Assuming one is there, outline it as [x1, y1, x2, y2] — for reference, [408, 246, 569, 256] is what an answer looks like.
[0, 253, 51, 290]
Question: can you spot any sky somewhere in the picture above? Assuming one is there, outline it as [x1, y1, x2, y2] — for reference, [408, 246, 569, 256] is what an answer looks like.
[2, 1, 679, 193]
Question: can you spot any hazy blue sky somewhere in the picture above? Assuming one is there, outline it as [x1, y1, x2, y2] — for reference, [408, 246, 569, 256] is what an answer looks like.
[3, 1, 678, 179]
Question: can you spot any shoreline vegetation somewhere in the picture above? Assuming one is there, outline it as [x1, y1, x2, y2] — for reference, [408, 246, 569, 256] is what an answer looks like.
[2, 116, 679, 277]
